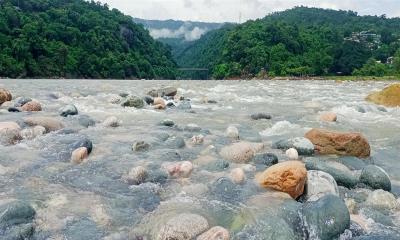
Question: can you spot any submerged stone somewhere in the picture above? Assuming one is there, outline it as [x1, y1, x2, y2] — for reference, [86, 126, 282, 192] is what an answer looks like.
[359, 165, 391, 191]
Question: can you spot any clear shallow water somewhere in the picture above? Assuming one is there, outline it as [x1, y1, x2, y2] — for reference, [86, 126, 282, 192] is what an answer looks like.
[0, 79, 399, 239]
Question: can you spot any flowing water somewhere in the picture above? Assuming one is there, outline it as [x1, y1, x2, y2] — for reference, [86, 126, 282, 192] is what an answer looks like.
[0, 79, 399, 239]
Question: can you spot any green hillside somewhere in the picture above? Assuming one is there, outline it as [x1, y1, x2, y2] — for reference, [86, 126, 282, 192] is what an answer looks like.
[179, 7, 400, 79]
[0, 0, 177, 79]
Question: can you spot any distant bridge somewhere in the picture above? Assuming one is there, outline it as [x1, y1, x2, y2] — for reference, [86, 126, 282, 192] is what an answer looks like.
[178, 68, 210, 80]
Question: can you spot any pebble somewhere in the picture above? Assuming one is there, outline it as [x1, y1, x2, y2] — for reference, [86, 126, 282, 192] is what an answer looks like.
[286, 148, 299, 160]
[226, 125, 239, 139]
[197, 226, 230, 240]
[71, 147, 89, 164]
[21, 101, 42, 112]
[229, 168, 246, 184]
[160, 119, 175, 127]
[251, 113, 272, 120]
[156, 213, 208, 240]
[320, 112, 337, 122]
[103, 116, 120, 128]
[124, 166, 148, 185]
[164, 161, 193, 178]
[191, 134, 204, 145]
[132, 141, 150, 152]
[60, 104, 78, 117]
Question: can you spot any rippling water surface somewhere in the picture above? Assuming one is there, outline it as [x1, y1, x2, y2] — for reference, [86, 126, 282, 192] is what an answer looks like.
[0, 79, 399, 239]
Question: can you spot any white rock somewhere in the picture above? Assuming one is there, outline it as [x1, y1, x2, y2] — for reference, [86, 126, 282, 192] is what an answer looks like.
[225, 125, 239, 140]
[365, 189, 399, 210]
[306, 170, 339, 201]
[286, 148, 299, 160]
[103, 116, 120, 128]
[191, 134, 204, 145]
[230, 168, 246, 184]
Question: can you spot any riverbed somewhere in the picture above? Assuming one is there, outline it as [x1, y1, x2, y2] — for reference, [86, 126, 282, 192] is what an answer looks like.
[0, 79, 399, 239]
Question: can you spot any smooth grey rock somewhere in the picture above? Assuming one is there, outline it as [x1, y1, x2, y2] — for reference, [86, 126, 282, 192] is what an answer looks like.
[305, 158, 358, 188]
[273, 137, 314, 155]
[250, 113, 272, 120]
[302, 194, 350, 240]
[204, 159, 230, 172]
[78, 115, 96, 128]
[160, 119, 174, 127]
[60, 104, 78, 117]
[305, 170, 339, 201]
[166, 136, 185, 149]
[209, 177, 242, 203]
[359, 165, 391, 191]
[70, 138, 93, 154]
[14, 97, 32, 107]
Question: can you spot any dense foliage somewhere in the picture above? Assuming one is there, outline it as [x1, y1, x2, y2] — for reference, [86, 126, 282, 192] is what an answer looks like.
[0, 0, 177, 79]
[178, 7, 400, 79]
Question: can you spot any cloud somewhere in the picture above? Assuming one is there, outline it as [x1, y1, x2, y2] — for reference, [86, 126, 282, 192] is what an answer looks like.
[100, 0, 400, 22]
[148, 24, 209, 41]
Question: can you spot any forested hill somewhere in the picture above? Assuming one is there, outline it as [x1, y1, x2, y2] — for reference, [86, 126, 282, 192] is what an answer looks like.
[0, 0, 177, 79]
[179, 7, 400, 79]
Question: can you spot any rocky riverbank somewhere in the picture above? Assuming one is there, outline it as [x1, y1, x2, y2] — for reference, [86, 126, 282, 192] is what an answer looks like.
[0, 80, 399, 239]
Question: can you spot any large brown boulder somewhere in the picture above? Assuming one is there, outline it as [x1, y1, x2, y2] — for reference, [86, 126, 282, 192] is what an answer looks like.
[0, 88, 12, 105]
[305, 129, 370, 158]
[366, 84, 400, 107]
[256, 161, 307, 199]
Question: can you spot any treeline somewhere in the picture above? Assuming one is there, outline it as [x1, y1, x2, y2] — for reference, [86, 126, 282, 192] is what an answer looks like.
[178, 7, 400, 79]
[0, 0, 177, 79]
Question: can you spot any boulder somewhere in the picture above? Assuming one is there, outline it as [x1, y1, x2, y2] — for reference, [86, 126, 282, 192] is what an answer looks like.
[286, 148, 299, 160]
[71, 147, 89, 164]
[156, 213, 209, 240]
[197, 226, 230, 240]
[256, 161, 307, 199]
[305, 170, 339, 201]
[359, 165, 391, 191]
[226, 125, 239, 140]
[60, 104, 78, 117]
[121, 96, 144, 108]
[305, 129, 370, 158]
[0, 201, 36, 228]
[14, 97, 32, 107]
[220, 142, 263, 163]
[0, 88, 12, 105]
[24, 117, 64, 132]
[320, 112, 337, 122]
[124, 166, 148, 185]
[365, 189, 399, 210]
[251, 113, 272, 120]
[70, 138, 93, 154]
[366, 83, 400, 107]
[305, 158, 358, 188]
[153, 97, 166, 110]
[21, 101, 42, 112]
[0, 122, 21, 145]
[132, 141, 150, 152]
[148, 87, 177, 98]
[302, 194, 350, 240]
[103, 116, 120, 128]
[166, 136, 185, 149]
[273, 137, 315, 155]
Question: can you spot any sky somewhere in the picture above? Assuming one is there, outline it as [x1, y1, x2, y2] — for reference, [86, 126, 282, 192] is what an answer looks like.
[99, 0, 400, 23]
